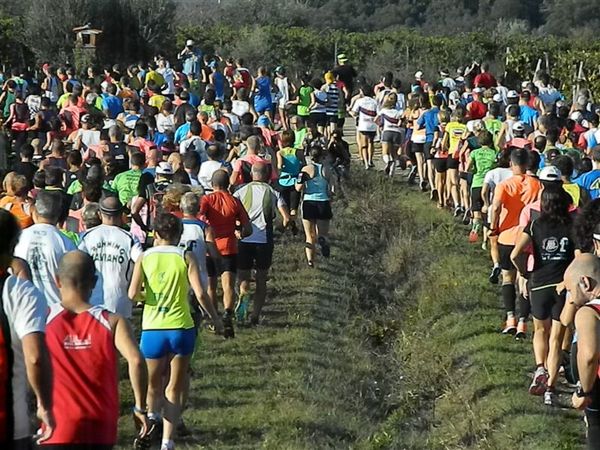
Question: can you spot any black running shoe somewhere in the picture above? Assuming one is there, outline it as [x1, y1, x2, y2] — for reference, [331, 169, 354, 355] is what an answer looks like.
[223, 310, 235, 339]
[318, 236, 330, 258]
[407, 166, 417, 184]
[489, 266, 501, 284]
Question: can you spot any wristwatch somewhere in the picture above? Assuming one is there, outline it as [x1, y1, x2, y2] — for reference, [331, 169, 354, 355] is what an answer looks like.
[576, 386, 592, 398]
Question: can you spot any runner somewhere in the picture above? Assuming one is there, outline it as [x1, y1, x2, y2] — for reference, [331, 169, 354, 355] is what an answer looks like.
[14, 190, 77, 305]
[489, 148, 542, 334]
[511, 183, 576, 405]
[276, 130, 305, 234]
[78, 197, 143, 318]
[200, 170, 252, 337]
[0, 209, 53, 449]
[234, 163, 290, 324]
[376, 92, 404, 177]
[41, 250, 150, 449]
[296, 144, 333, 267]
[562, 255, 600, 448]
[351, 84, 378, 170]
[128, 213, 222, 450]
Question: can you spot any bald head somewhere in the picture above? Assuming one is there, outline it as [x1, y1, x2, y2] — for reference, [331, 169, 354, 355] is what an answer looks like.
[57, 251, 97, 296]
[211, 169, 230, 191]
[565, 254, 600, 306]
[251, 162, 268, 182]
[246, 135, 261, 154]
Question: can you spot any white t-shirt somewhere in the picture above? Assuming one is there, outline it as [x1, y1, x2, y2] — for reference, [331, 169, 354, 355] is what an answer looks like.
[233, 181, 285, 244]
[158, 67, 176, 95]
[156, 112, 175, 133]
[179, 219, 209, 286]
[352, 96, 378, 132]
[2, 275, 47, 439]
[378, 108, 403, 133]
[198, 160, 224, 192]
[224, 112, 240, 133]
[14, 224, 76, 305]
[78, 224, 142, 318]
[77, 129, 101, 149]
[232, 100, 250, 117]
[180, 136, 207, 162]
[275, 77, 290, 107]
[483, 167, 513, 192]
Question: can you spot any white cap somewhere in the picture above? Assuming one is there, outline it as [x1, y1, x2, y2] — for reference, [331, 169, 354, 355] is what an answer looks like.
[493, 93, 503, 103]
[473, 87, 485, 94]
[539, 165, 562, 182]
[570, 111, 583, 123]
[415, 71, 424, 79]
[507, 90, 519, 99]
[156, 161, 174, 175]
[186, 39, 194, 47]
[512, 121, 526, 132]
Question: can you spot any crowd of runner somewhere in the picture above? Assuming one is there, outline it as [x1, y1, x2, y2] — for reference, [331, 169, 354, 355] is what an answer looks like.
[1, 41, 600, 449]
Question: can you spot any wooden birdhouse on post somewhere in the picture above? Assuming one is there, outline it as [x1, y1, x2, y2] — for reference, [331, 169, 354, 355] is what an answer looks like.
[73, 24, 102, 73]
[73, 24, 103, 48]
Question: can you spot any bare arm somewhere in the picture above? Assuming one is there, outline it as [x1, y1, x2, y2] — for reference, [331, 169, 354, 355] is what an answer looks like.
[22, 332, 54, 442]
[575, 308, 600, 395]
[128, 256, 144, 301]
[112, 314, 147, 411]
[131, 197, 148, 232]
[186, 252, 223, 333]
[204, 226, 221, 260]
[510, 232, 531, 276]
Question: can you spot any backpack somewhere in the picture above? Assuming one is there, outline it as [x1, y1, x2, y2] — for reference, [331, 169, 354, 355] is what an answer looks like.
[0, 273, 13, 445]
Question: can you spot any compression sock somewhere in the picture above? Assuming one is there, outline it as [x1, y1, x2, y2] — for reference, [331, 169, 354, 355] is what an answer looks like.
[502, 283, 516, 315]
[518, 294, 531, 320]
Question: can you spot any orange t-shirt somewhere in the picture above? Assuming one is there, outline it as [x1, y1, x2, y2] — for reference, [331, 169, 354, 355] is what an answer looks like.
[200, 191, 250, 256]
[494, 174, 542, 246]
[0, 196, 33, 229]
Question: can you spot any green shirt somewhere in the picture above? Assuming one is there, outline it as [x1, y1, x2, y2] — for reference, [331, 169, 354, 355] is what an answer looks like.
[294, 128, 308, 150]
[297, 86, 313, 117]
[111, 169, 142, 205]
[141, 246, 194, 330]
[470, 146, 497, 188]
[2, 90, 15, 118]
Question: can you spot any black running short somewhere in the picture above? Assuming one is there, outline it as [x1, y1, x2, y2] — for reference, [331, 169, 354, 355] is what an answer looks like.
[309, 112, 327, 128]
[433, 158, 448, 173]
[447, 157, 460, 170]
[206, 254, 238, 277]
[498, 244, 516, 271]
[530, 285, 565, 321]
[471, 186, 484, 212]
[238, 241, 274, 271]
[302, 200, 333, 221]
[424, 141, 434, 160]
[360, 130, 376, 140]
[278, 184, 301, 211]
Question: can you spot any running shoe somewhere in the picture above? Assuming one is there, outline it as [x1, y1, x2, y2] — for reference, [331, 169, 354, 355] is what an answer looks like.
[462, 208, 472, 226]
[515, 320, 527, 340]
[290, 220, 299, 236]
[489, 265, 501, 284]
[419, 180, 427, 191]
[407, 166, 417, 184]
[453, 206, 463, 218]
[529, 366, 548, 396]
[307, 260, 315, 268]
[318, 236, 330, 258]
[249, 315, 260, 327]
[160, 443, 174, 450]
[134, 417, 161, 449]
[481, 240, 487, 251]
[177, 418, 191, 437]
[502, 317, 517, 334]
[543, 389, 554, 406]
[223, 310, 235, 339]
[235, 293, 250, 323]
[468, 230, 478, 243]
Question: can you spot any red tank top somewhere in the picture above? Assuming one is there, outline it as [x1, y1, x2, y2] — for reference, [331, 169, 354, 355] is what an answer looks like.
[43, 305, 118, 445]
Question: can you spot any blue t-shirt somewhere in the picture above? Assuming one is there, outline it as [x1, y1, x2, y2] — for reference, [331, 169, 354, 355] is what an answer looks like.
[101, 95, 124, 119]
[174, 123, 191, 144]
[417, 107, 440, 143]
[519, 105, 539, 128]
[188, 92, 200, 108]
[576, 169, 600, 199]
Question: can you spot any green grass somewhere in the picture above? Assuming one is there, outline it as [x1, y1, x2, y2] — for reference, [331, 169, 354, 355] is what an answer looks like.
[116, 168, 583, 449]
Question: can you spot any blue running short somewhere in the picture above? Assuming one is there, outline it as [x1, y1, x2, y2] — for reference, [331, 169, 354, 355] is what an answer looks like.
[140, 328, 196, 359]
